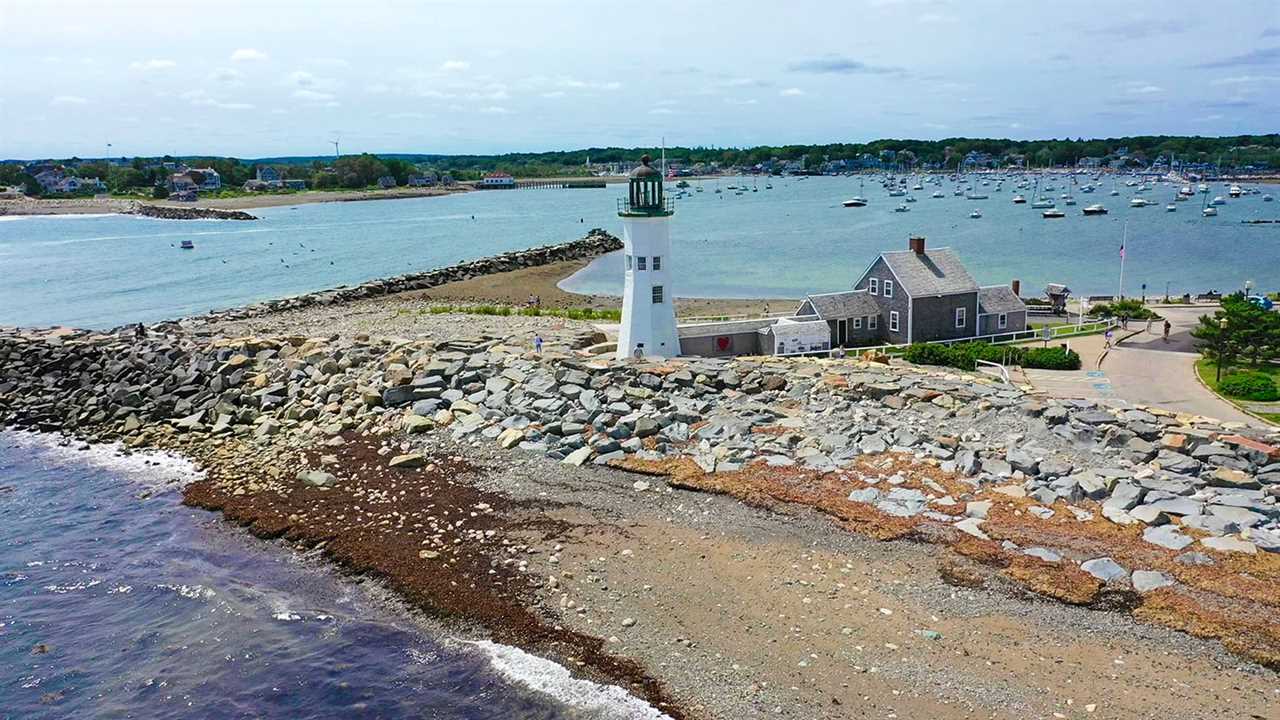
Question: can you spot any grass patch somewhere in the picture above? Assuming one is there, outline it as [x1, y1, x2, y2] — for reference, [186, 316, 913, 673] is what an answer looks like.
[423, 304, 621, 322]
[1195, 358, 1280, 425]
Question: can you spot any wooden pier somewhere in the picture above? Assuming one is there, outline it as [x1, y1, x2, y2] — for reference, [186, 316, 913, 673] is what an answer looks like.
[513, 179, 607, 190]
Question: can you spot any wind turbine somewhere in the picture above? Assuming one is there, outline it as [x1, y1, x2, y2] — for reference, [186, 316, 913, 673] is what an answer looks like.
[330, 138, 340, 159]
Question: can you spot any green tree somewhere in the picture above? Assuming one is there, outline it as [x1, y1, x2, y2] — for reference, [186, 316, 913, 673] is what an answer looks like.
[1193, 294, 1280, 375]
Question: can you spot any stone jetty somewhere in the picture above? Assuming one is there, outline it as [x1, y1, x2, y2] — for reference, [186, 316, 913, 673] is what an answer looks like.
[131, 204, 257, 221]
[180, 228, 622, 325]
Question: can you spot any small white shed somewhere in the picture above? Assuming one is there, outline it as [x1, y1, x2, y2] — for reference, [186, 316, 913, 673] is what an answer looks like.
[764, 317, 831, 356]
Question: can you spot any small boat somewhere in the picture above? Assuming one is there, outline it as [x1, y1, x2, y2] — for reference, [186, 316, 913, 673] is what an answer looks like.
[912, 183, 923, 190]
[1012, 194, 1026, 204]
[1202, 206, 1218, 217]
[1031, 197, 1055, 208]
[965, 192, 988, 200]
[1211, 196, 1225, 206]
[1082, 204, 1108, 215]
[931, 190, 944, 198]
[888, 188, 906, 197]
[842, 197, 867, 207]
[1063, 195, 1077, 206]
[904, 195, 917, 202]
[1264, 194, 1274, 202]
[1166, 203, 1177, 212]
[969, 209, 982, 219]
[894, 204, 910, 212]
[1229, 184, 1242, 197]
[675, 180, 690, 188]
[1042, 208, 1065, 218]
[179, 239, 195, 249]
[1199, 183, 1209, 193]
[1129, 198, 1149, 207]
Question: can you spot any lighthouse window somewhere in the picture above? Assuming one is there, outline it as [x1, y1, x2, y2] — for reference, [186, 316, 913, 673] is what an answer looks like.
[652, 285, 664, 303]
[626, 254, 632, 270]
[637, 256, 647, 271]
[652, 256, 661, 271]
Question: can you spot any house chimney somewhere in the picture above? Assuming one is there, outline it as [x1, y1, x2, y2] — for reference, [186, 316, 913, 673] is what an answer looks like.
[1011, 279, 1021, 297]
[908, 236, 925, 254]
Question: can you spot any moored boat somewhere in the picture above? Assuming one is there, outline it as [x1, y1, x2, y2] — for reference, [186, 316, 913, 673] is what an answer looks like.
[1082, 204, 1108, 215]
[1042, 208, 1065, 218]
[180, 239, 195, 250]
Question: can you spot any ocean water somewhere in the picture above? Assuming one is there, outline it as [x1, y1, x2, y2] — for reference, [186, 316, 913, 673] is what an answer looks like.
[1, 177, 1276, 329]
[0, 432, 667, 720]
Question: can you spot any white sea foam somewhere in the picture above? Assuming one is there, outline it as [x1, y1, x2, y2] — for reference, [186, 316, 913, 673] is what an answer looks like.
[4, 430, 202, 490]
[468, 640, 671, 720]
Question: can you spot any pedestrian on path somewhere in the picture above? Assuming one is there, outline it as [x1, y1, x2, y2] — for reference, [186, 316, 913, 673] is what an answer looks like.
[534, 334, 543, 354]
[1104, 328, 1114, 349]
[1163, 320, 1171, 343]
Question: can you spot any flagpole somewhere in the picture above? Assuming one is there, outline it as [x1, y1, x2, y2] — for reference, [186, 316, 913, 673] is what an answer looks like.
[1118, 221, 1127, 300]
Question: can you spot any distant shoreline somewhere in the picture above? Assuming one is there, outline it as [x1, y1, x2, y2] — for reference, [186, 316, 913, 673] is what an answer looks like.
[0, 185, 470, 218]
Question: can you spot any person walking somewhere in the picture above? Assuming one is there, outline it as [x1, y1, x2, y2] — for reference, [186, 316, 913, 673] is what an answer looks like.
[534, 334, 543, 354]
[1104, 327, 1114, 350]
[1162, 319, 1171, 343]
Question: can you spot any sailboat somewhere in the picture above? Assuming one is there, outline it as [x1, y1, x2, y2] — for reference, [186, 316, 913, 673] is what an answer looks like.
[843, 176, 868, 207]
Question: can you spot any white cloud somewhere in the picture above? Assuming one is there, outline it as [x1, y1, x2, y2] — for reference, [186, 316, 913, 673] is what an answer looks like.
[479, 105, 509, 114]
[918, 13, 955, 23]
[541, 91, 566, 98]
[725, 98, 758, 105]
[388, 111, 427, 120]
[648, 108, 675, 115]
[780, 87, 805, 96]
[287, 70, 316, 87]
[129, 58, 176, 71]
[1211, 75, 1277, 85]
[1129, 84, 1163, 94]
[210, 67, 242, 84]
[51, 95, 88, 105]
[440, 60, 470, 72]
[721, 77, 758, 87]
[181, 89, 254, 110]
[230, 48, 268, 62]
[293, 89, 336, 102]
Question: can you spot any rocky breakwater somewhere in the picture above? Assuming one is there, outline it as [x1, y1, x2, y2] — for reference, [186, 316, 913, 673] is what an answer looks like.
[190, 229, 622, 324]
[4, 316, 1280, 669]
[131, 204, 257, 221]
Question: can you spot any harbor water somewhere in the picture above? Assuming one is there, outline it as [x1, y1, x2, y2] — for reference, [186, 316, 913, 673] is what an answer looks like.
[0, 432, 666, 720]
[1, 176, 1277, 329]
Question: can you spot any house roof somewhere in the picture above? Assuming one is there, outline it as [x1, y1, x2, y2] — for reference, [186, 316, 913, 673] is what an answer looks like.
[803, 289, 878, 319]
[879, 247, 978, 296]
[677, 318, 776, 339]
[978, 285, 1027, 315]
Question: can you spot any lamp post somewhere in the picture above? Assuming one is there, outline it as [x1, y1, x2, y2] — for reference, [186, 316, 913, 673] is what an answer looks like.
[1216, 317, 1228, 383]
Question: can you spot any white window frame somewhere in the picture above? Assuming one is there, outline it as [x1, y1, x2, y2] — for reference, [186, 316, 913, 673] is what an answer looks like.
[889, 311, 899, 332]
[998, 313, 1008, 329]
[955, 307, 966, 328]
[868, 277, 879, 295]
[652, 285, 664, 304]
[652, 255, 661, 271]
[636, 256, 647, 271]
[869, 314, 878, 329]
[626, 254, 632, 270]
[883, 280, 893, 298]
[853, 317, 862, 329]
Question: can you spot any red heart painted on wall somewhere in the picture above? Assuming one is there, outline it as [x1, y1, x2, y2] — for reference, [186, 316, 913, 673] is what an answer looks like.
[715, 336, 731, 352]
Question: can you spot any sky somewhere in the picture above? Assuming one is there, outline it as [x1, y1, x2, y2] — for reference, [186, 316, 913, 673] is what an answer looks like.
[2, 0, 1279, 159]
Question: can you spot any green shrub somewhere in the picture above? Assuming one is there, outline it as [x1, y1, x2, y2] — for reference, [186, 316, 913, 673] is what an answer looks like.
[1021, 347, 1082, 370]
[902, 343, 953, 366]
[1219, 372, 1280, 401]
[1090, 298, 1159, 321]
[903, 342, 1080, 371]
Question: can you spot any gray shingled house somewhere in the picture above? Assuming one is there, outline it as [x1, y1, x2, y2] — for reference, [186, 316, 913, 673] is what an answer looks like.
[792, 236, 1027, 348]
[676, 236, 1027, 356]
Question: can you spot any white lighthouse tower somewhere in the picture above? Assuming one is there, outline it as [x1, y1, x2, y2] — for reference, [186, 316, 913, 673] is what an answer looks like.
[616, 154, 679, 360]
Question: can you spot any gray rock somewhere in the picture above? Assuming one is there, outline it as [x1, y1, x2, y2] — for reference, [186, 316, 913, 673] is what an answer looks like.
[1143, 524, 1193, 550]
[1081, 557, 1129, 583]
[1022, 547, 1062, 562]
[1131, 570, 1175, 592]
[298, 469, 338, 487]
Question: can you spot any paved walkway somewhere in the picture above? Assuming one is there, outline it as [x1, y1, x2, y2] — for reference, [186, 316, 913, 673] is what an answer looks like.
[1022, 306, 1266, 427]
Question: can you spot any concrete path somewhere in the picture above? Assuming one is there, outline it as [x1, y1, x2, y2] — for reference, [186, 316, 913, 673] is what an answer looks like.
[1023, 306, 1267, 427]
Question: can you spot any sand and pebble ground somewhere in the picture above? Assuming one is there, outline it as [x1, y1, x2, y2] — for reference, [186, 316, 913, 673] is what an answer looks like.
[3, 233, 1280, 719]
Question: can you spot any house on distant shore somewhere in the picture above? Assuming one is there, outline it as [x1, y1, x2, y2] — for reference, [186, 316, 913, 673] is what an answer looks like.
[377, 175, 397, 189]
[676, 236, 1027, 357]
[406, 174, 436, 187]
[284, 179, 307, 190]
[255, 166, 283, 188]
[478, 171, 515, 189]
[169, 173, 198, 194]
[188, 167, 221, 190]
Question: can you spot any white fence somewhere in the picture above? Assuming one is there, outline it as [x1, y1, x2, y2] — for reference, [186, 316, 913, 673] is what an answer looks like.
[839, 319, 1118, 358]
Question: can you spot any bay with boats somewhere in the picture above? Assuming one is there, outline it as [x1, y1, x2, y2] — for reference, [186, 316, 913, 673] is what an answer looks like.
[2, 172, 1278, 329]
